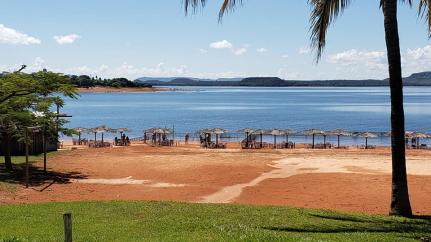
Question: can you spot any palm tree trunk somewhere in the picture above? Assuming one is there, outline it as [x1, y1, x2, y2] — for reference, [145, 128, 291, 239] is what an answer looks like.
[382, 0, 412, 217]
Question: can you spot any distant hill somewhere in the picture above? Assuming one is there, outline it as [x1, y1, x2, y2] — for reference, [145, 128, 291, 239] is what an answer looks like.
[137, 71, 431, 87]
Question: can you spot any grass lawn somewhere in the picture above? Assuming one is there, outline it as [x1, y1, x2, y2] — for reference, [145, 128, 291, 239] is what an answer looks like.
[0, 152, 59, 190]
[0, 201, 429, 242]
[0, 152, 58, 165]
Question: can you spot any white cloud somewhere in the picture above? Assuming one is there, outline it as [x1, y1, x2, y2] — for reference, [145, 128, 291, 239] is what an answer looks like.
[256, 48, 267, 53]
[209, 40, 233, 49]
[198, 48, 208, 54]
[299, 47, 311, 55]
[0, 24, 41, 45]
[281, 54, 289, 59]
[234, 48, 247, 56]
[327, 49, 387, 70]
[53, 34, 81, 45]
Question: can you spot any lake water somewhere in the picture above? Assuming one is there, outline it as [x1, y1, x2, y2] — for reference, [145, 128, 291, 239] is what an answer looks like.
[62, 86, 431, 146]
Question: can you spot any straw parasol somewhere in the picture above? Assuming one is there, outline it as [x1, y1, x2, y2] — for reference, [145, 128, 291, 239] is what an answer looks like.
[252, 129, 268, 148]
[328, 129, 352, 148]
[268, 129, 284, 148]
[91, 125, 112, 144]
[210, 128, 227, 146]
[408, 132, 429, 148]
[304, 129, 326, 149]
[282, 129, 296, 144]
[357, 132, 377, 149]
[237, 128, 256, 146]
[73, 127, 88, 144]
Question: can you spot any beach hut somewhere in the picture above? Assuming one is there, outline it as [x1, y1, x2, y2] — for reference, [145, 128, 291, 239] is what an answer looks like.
[304, 129, 326, 149]
[328, 129, 352, 148]
[357, 132, 377, 149]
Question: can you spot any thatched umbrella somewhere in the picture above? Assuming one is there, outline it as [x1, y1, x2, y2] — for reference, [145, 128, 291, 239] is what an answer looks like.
[73, 127, 88, 145]
[112, 127, 130, 136]
[357, 132, 377, 149]
[92, 125, 111, 144]
[328, 129, 352, 148]
[282, 129, 296, 144]
[211, 128, 227, 146]
[237, 128, 256, 147]
[409, 132, 429, 148]
[269, 129, 283, 148]
[252, 129, 268, 148]
[304, 129, 326, 149]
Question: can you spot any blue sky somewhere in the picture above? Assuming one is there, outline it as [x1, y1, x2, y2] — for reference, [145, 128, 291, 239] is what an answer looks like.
[1, 0, 431, 80]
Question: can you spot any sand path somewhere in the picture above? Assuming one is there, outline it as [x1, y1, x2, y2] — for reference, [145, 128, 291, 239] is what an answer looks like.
[200, 154, 431, 203]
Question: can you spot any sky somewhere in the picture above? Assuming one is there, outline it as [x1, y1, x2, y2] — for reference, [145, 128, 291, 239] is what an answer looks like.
[1, 0, 431, 80]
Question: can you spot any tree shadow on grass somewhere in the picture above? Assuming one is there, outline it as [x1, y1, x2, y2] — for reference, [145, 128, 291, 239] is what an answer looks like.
[0, 163, 87, 189]
[262, 212, 431, 240]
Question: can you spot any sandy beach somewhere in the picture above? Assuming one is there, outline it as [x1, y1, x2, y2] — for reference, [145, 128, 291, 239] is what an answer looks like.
[1, 143, 430, 215]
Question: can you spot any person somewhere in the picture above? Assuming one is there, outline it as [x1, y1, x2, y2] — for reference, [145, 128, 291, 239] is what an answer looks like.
[114, 137, 118, 146]
[143, 132, 147, 144]
[185, 133, 190, 144]
[126, 136, 130, 146]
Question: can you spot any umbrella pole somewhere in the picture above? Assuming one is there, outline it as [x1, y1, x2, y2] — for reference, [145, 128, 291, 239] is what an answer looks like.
[260, 134, 263, 148]
[216, 134, 219, 146]
[312, 134, 315, 149]
[365, 137, 368, 149]
[102, 133, 104, 145]
[274, 135, 276, 149]
[337, 135, 340, 148]
[323, 135, 326, 149]
[78, 132, 81, 145]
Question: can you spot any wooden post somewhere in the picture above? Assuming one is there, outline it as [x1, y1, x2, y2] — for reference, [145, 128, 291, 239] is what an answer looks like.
[25, 128, 29, 188]
[43, 127, 47, 173]
[63, 213, 72, 242]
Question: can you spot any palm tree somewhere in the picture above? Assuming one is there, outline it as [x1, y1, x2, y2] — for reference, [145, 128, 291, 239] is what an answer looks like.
[184, 0, 431, 217]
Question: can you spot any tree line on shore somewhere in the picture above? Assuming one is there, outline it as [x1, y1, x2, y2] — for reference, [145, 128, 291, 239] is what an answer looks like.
[68, 75, 152, 88]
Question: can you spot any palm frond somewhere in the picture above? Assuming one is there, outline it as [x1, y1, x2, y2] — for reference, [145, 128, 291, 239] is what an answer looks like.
[309, 0, 352, 61]
[418, 0, 431, 38]
[218, 0, 242, 21]
[184, 0, 207, 14]
[184, 0, 242, 21]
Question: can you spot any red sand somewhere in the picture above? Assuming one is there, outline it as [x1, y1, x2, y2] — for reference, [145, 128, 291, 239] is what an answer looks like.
[1, 145, 430, 215]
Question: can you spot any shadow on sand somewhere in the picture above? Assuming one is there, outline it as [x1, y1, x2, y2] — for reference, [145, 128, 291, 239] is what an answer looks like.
[0, 163, 87, 190]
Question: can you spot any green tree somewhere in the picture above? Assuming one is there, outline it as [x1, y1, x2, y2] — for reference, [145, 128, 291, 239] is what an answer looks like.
[0, 70, 77, 170]
[184, 0, 431, 217]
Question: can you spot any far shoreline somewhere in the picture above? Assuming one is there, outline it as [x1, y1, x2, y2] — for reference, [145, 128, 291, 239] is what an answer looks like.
[78, 86, 171, 93]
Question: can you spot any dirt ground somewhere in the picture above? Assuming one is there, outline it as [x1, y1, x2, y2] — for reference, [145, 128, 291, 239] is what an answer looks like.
[1, 144, 430, 215]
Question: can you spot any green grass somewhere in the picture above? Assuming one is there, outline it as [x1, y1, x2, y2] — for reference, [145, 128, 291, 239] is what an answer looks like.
[0, 201, 429, 242]
[0, 152, 58, 165]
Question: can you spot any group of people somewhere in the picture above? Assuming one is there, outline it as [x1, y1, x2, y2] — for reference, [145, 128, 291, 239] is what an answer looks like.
[114, 133, 130, 146]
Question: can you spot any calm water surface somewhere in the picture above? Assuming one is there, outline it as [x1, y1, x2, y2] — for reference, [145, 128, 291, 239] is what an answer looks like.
[62, 86, 431, 145]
